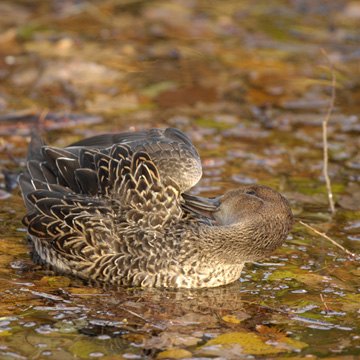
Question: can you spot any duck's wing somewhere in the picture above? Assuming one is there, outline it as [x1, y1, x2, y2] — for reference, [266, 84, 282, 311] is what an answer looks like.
[20, 139, 184, 279]
[20, 133, 183, 223]
[22, 132, 187, 224]
[67, 127, 202, 192]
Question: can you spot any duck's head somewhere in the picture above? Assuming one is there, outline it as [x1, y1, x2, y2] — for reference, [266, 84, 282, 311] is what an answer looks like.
[182, 184, 294, 262]
[212, 184, 293, 227]
[184, 184, 293, 225]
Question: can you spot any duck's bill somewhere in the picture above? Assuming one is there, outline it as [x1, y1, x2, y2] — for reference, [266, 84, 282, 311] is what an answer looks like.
[181, 193, 220, 219]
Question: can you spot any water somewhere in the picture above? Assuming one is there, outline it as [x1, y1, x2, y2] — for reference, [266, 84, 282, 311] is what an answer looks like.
[1, 0, 360, 358]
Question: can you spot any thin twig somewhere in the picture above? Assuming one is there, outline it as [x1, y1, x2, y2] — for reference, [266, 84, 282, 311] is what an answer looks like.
[320, 48, 336, 214]
[320, 294, 330, 314]
[299, 220, 358, 258]
[118, 305, 164, 329]
[118, 305, 148, 322]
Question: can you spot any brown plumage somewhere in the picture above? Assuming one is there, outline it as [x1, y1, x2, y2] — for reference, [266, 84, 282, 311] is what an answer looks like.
[19, 127, 293, 288]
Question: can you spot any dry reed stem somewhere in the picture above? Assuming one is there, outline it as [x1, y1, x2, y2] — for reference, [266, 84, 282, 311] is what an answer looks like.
[321, 49, 336, 214]
[299, 220, 358, 258]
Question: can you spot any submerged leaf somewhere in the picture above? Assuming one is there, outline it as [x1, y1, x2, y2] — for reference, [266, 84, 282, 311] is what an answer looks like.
[222, 314, 245, 324]
[47, 276, 71, 288]
[282, 337, 308, 351]
[68, 339, 106, 359]
[202, 331, 308, 355]
[0, 330, 12, 336]
[156, 348, 192, 359]
[202, 332, 285, 355]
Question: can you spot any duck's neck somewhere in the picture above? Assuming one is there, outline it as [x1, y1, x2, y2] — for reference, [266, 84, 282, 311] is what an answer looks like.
[198, 215, 289, 264]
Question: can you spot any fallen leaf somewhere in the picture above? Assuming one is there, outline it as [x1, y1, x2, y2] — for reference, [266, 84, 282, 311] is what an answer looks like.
[197, 343, 247, 359]
[222, 314, 245, 324]
[68, 339, 107, 359]
[256, 324, 283, 338]
[47, 276, 72, 288]
[156, 348, 192, 359]
[144, 331, 200, 349]
[202, 332, 285, 355]
[282, 337, 308, 351]
[0, 330, 12, 336]
[169, 312, 216, 326]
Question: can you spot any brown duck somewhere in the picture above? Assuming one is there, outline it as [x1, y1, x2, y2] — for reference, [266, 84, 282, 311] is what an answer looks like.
[20, 128, 293, 288]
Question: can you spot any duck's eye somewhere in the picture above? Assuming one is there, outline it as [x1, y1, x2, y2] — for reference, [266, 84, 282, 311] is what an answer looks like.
[246, 190, 255, 195]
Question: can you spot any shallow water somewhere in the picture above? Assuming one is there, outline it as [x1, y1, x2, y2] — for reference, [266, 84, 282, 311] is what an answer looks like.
[1, 0, 360, 359]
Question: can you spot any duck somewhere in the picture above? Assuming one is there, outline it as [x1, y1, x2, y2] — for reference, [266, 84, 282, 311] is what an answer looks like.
[19, 127, 293, 289]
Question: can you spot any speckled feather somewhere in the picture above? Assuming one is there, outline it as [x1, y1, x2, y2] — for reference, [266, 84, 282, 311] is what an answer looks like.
[20, 127, 294, 288]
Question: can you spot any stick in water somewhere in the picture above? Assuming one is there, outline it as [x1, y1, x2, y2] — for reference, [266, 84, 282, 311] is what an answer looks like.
[320, 48, 336, 214]
[299, 220, 358, 258]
